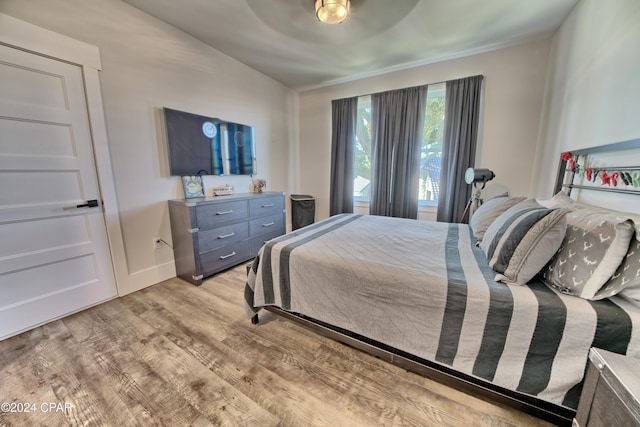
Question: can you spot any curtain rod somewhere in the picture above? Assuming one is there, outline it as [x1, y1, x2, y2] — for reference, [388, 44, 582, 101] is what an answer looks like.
[335, 74, 483, 102]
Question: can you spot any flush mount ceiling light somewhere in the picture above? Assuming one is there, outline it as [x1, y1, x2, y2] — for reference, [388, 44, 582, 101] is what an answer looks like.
[315, 0, 350, 24]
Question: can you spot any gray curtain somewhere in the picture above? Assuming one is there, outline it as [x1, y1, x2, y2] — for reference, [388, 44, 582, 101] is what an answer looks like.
[369, 85, 427, 219]
[437, 75, 484, 223]
[329, 97, 358, 216]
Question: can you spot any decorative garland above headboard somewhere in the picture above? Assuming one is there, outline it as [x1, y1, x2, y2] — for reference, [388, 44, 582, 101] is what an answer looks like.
[553, 138, 640, 196]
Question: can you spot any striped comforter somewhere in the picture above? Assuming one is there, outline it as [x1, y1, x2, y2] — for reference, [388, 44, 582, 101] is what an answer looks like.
[244, 214, 640, 409]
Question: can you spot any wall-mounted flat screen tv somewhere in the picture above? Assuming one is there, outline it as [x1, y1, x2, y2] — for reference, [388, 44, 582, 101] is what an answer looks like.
[163, 107, 256, 176]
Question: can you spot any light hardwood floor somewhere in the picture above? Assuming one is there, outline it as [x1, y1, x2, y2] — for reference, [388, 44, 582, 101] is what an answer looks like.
[0, 265, 560, 426]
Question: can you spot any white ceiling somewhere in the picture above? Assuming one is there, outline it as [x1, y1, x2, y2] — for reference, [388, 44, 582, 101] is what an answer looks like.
[122, 0, 579, 91]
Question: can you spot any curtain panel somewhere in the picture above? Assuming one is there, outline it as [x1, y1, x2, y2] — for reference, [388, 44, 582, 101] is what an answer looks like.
[369, 85, 427, 219]
[329, 97, 359, 216]
[437, 75, 484, 223]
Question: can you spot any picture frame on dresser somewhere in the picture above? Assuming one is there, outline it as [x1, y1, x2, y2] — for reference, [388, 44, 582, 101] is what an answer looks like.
[181, 175, 205, 199]
[168, 192, 286, 285]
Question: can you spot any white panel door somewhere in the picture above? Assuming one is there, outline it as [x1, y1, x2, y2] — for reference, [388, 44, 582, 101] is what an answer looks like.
[0, 44, 117, 339]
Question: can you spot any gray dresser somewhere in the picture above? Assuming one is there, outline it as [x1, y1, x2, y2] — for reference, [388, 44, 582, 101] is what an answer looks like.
[574, 348, 640, 427]
[168, 192, 286, 285]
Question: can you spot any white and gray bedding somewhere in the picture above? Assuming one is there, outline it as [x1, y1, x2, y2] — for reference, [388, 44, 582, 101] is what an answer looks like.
[244, 213, 640, 410]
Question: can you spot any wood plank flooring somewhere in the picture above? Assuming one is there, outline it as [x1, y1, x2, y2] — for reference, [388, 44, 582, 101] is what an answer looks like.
[0, 265, 559, 426]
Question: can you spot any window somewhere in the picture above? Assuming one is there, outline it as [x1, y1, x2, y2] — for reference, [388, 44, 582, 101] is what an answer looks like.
[353, 84, 446, 205]
[354, 96, 371, 201]
[420, 84, 446, 205]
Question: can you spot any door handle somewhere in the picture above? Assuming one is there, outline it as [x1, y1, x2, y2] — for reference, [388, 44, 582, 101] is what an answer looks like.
[76, 199, 99, 208]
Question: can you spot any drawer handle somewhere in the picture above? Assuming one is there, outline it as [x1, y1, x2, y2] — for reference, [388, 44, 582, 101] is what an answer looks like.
[262, 203, 274, 208]
[262, 221, 275, 227]
[219, 251, 236, 260]
[217, 232, 235, 239]
[216, 210, 234, 215]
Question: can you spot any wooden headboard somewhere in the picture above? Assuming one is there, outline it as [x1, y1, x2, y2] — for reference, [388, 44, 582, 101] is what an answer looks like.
[554, 138, 640, 198]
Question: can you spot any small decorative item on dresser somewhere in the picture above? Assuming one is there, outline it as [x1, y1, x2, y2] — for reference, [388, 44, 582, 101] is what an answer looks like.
[253, 179, 266, 193]
[212, 184, 234, 196]
[181, 175, 204, 199]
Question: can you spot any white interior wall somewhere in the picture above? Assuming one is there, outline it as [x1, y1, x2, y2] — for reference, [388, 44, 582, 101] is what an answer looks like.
[5, 0, 636, 295]
[0, 0, 294, 294]
[297, 40, 551, 221]
[533, 0, 640, 214]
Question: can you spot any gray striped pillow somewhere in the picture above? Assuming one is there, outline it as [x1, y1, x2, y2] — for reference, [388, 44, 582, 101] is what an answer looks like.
[480, 198, 568, 285]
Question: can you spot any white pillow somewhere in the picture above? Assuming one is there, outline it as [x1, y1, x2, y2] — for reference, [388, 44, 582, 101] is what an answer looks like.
[540, 192, 640, 235]
[469, 195, 525, 242]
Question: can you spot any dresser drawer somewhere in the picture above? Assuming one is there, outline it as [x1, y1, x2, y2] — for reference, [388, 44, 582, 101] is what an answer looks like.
[586, 377, 639, 427]
[249, 227, 285, 256]
[169, 192, 284, 285]
[200, 240, 250, 277]
[249, 212, 285, 237]
[249, 195, 285, 218]
[196, 200, 248, 230]
[575, 348, 640, 427]
[198, 222, 249, 253]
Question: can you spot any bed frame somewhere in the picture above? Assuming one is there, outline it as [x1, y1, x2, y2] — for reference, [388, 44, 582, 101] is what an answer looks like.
[251, 139, 640, 426]
[256, 305, 575, 425]
[554, 138, 640, 196]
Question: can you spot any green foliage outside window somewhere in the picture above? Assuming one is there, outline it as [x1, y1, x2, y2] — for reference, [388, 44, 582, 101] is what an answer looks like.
[355, 98, 371, 181]
[420, 95, 445, 201]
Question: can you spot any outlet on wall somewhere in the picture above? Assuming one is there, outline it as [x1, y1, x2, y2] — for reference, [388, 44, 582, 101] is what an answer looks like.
[153, 237, 163, 250]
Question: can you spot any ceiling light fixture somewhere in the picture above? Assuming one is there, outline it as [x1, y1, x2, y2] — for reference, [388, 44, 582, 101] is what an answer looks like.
[315, 0, 350, 24]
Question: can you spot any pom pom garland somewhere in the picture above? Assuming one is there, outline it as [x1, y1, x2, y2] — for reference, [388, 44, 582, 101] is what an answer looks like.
[560, 152, 640, 189]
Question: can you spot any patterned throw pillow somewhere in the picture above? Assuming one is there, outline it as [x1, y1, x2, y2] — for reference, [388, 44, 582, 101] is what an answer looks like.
[480, 198, 568, 285]
[469, 195, 526, 242]
[594, 236, 640, 300]
[541, 209, 635, 300]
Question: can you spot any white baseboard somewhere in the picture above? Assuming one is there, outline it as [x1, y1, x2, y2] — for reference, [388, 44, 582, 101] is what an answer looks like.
[121, 261, 176, 296]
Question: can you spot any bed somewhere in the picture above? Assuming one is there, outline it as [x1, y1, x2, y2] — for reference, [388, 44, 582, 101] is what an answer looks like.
[244, 140, 640, 425]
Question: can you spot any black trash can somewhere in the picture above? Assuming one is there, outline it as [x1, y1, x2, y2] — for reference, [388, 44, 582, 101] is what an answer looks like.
[290, 194, 315, 230]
